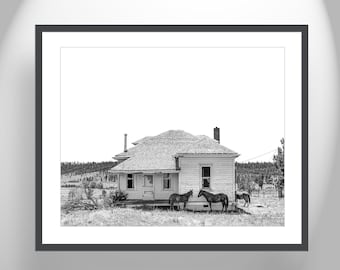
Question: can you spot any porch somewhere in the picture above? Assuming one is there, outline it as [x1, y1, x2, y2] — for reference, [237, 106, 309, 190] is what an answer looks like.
[115, 172, 179, 201]
[113, 199, 242, 213]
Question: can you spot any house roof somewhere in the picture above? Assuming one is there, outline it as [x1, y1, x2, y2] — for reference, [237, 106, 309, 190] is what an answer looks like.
[111, 130, 239, 172]
[132, 136, 153, 145]
[176, 135, 237, 155]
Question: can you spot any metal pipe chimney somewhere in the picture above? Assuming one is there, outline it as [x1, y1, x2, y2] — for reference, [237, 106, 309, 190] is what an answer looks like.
[214, 127, 220, 144]
[124, 134, 127, 152]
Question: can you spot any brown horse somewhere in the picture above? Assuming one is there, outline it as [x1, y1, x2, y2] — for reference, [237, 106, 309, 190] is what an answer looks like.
[235, 191, 251, 207]
[169, 190, 193, 210]
[198, 190, 229, 212]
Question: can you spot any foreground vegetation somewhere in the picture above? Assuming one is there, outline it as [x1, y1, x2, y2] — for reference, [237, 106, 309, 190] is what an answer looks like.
[61, 192, 284, 226]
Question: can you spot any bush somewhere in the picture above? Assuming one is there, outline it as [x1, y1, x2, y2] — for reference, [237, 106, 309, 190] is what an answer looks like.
[103, 196, 112, 208]
[68, 190, 76, 201]
[96, 182, 103, 189]
[83, 182, 98, 208]
[67, 188, 84, 202]
[110, 190, 128, 202]
[89, 181, 97, 189]
[101, 190, 128, 208]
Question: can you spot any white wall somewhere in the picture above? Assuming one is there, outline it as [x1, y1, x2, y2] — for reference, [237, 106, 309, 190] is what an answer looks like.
[119, 174, 142, 200]
[179, 156, 236, 201]
[119, 173, 179, 200]
[154, 173, 179, 200]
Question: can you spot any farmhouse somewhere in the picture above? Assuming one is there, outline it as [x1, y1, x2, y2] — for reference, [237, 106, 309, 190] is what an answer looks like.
[110, 128, 239, 208]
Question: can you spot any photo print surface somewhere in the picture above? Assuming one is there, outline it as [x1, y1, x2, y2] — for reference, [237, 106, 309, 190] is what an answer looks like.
[37, 25, 307, 250]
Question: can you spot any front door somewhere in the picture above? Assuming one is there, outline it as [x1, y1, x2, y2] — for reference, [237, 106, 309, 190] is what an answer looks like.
[142, 175, 154, 200]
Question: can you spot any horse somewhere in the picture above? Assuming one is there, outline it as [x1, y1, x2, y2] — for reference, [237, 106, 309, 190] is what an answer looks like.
[198, 190, 229, 212]
[169, 190, 193, 210]
[235, 190, 251, 207]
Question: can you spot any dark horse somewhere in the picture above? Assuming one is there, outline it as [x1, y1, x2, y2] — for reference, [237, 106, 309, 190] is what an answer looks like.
[235, 191, 251, 207]
[169, 190, 193, 210]
[198, 190, 229, 212]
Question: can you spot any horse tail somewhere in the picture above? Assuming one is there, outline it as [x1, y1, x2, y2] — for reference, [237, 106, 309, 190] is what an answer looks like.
[248, 194, 251, 204]
[225, 195, 229, 212]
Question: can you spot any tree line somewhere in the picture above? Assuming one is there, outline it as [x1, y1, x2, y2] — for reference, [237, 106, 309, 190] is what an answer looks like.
[236, 138, 285, 197]
[61, 161, 117, 175]
[236, 161, 281, 178]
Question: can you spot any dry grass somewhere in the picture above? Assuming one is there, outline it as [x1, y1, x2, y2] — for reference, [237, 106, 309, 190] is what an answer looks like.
[61, 193, 284, 226]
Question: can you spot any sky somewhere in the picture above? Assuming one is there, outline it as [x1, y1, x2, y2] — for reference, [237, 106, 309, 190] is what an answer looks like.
[60, 47, 284, 163]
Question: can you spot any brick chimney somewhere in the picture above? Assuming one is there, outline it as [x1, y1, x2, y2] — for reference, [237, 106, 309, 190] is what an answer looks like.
[124, 134, 127, 152]
[214, 127, 220, 144]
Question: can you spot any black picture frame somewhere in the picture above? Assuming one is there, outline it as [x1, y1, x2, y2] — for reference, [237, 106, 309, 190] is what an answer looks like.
[36, 25, 308, 251]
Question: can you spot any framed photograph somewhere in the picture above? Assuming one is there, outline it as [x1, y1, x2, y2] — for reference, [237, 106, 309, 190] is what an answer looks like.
[36, 25, 308, 251]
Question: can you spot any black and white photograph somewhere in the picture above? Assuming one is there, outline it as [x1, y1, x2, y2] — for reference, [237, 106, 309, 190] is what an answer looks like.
[37, 25, 307, 249]
[60, 46, 286, 227]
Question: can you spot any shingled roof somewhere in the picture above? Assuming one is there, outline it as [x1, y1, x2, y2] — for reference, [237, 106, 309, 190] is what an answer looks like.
[111, 130, 239, 173]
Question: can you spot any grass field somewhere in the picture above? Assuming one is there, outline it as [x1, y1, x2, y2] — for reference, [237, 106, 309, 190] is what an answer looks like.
[61, 193, 284, 226]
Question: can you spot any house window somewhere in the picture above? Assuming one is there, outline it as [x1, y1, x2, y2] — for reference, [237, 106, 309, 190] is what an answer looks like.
[144, 175, 153, 187]
[163, 173, 171, 190]
[127, 174, 134, 189]
[202, 167, 211, 188]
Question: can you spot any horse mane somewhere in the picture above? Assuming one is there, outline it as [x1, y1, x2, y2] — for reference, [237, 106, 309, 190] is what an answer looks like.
[199, 189, 212, 195]
[184, 190, 193, 196]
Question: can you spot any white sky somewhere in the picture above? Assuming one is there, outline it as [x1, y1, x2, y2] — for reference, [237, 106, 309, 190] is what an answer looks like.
[61, 47, 284, 162]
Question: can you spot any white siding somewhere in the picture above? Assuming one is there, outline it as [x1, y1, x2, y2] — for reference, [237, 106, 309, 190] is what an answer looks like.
[118, 174, 143, 200]
[119, 173, 179, 200]
[154, 173, 179, 200]
[179, 156, 236, 202]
